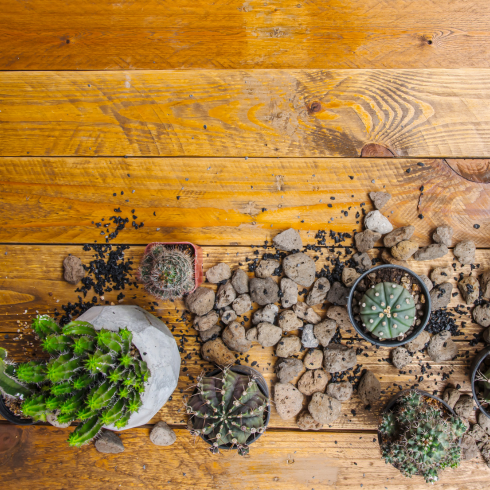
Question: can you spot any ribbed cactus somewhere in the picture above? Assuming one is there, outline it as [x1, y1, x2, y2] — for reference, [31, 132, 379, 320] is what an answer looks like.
[379, 391, 466, 483]
[186, 368, 269, 456]
[0, 316, 150, 447]
[139, 245, 195, 300]
[360, 282, 416, 339]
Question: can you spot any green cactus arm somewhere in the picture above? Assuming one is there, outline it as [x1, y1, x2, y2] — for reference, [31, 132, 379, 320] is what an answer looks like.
[41, 334, 72, 355]
[72, 336, 96, 356]
[96, 329, 123, 354]
[76, 406, 99, 421]
[55, 411, 77, 425]
[32, 315, 62, 339]
[85, 350, 116, 375]
[221, 368, 248, 412]
[100, 399, 127, 426]
[45, 395, 67, 412]
[60, 389, 87, 414]
[114, 411, 131, 430]
[72, 372, 95, 391]
[86, 381, 119, 412]
[197, 375, 223, 411]
[50, 380, 75, 396]
[0, 357, 32, 398]
[107, 365, 127, 384]
[127, 391, 142, 413]
[62, 321, 97, 337]
[131, 359, 151, 383]
[119, 353, 133, 369]
[16, 361, 47, 384]
[21, 394, 47, 421]
[46, 353, 83, 383]
[67, 416, 104, 447]
[118, 327, 133, 354]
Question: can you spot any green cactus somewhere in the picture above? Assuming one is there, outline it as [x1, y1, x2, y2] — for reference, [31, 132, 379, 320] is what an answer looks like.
[186, 367, 269, 456]
[378, 391, 465, 483]
[139, 245, 195, 300]
[0, 315, 150, 447]
[359, 282, 416, 339]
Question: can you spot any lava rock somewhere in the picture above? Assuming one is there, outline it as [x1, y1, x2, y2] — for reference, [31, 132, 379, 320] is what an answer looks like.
[454, 240, 476, 265]
[380, 249, 408, 268]
[326, 381, 353, 402]
[273, 228, 303, 252]
[467, 424, 489, 443]
[193, 310, 219, 332]
[245, 327, 258, 342]
[274, 382, 304, 420]
[432, 225, 453, 247]
[307, 278, 331, 306]
[480, 442, 490, 468]
[221, 308, 237, 325]
[326, 306, 352, 330]
[418, 274, 433, 292]
[480, 269, 490, 299]
[352, 252, 372, 271]
[222, 321, 252, 353]
[276, 335, 302, 358]
[301, 324, 319, 348]
[283, 253, 316, 287]
[252, 304, 279, 325]
[454, 395, 474, 419]
[257, 322, 283, 347]
[461, 434, 480, 460]
[314, 320, 337, 347]
[430, 266, 452, 286]
[276, 357, 304, 383]
[391, 240, 418, 260]
[249, 277, 279, 305]
[369, 191, 391, 210]
[150, 421, 176, 447]
[297, 410, 323, 431]
[278, 309, 303, 332]
[427, 331, 458, 361]
[185, 287, 215, 316]
[413, 244, 448, 261]
[206, 263, 231, 284]
[308, 393, 342, 425]
[323, 344, 357, 373]
[383, 226, 415, 248]
[200, 324, 221, 342]
[95, 431, 125, 454]
[63, 255, 85, 285]
[201, 338, 235, 365]
[293, 302, 321, 324]
[483, 327, 490, 343]
[479, 412, 490, 435]
[430, 282, 453, 311]
[304, 349, 323, 370]
[391, 346, 412, 369]
[355, 230, 381, 253]
[341, 267, 360, 287]
[297, 369, 329, 396]
[216, 280, 237, 308]
[364, 210, 393, 234]
[358, 371, 380, 405]
[326, 281, 350, 306]
[442, 387, 461, 409]
[255, 259, 280, 278]
[231, 268, 249, 294]
[406, 330, 430, 353]
[458, 275, 480, 304]
[232, 293, 252, 316]
[280, 277, 298, 308]
[473, 304, 490, 327]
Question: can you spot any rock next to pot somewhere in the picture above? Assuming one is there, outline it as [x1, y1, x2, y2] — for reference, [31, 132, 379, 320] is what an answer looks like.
[206, 263, 231, 284]
[383, 226, 415, 248]
[432, 224, 453, 246]
[185, 287, 215, 316]
[274, 383, 304, 420]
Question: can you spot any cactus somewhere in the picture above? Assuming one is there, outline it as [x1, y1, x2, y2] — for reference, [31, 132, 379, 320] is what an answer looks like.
[379, 391, 465, 483]
[360, 282, 416, 339]
[139, 245, 195, 300]
[0, 315, 150, 447]
[186, 367, 269, 456]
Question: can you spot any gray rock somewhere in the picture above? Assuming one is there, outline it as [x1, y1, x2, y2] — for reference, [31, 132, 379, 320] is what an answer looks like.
[413, 244, 448, 261]
[273, 228, 303, 252]
[483, 327, 490, 344]
[314, 320, 337, 347]
[454, 240, 476, 265]
[255, 259, 280, 278]
[307, 278, 330, 306]
[303, 349, 323, 370]
[216, 280, 237, 308]
[193, 310, 219, 332]
[480, 441, 490, 468]
[293, 302, 321, 324]
[480, 270, 490, 299]
[478, 412, 490, 435]
[245, 327, 257, 342]
[358, 371, 380, 405]
[283, 253, 316, 287]
[323, 344, 357, 373]
[274, 382, 304, 420]
[430, 266, 452, 286]
[467, 424, 489, 443]
[381, 248, 409, 268]
[406, 330, 430, 353]
[430, 282, 453, 311]
[232, 293, 252, 316]
[206, 263, 231, 284]
[201, 338, 235, 366]
[252, 304, 279, 324]
[95, 431, 125, 454]
[458, 276, 480, 304]
[355, 230, 381, 253]
[278, 309, 302, 332]
[427, 331, 458, 361]
[301, 324, 319, 348]
[275, 335, 301, 358]
[391, 347, 412, 369]
[297, 410, 323, 431]
[473, 304, 490, 327]
[199, 324, 221, 342]
[461, 434, 480, 460]
[249, 277, 279, 305]
[352, 252, 372, 271]
[276, 357, 304, 383]
[418, 274, 433, 292]
[63, 255, 85, 285]
[185, 287, 215, 316]
[222, 321, 252, 353]
[150, 421, 176, 447]
[326, 282, 350, 306]
[342, 267, 360, 287]
[257, 322, 282, 347]
[231, 268, 249, 294]
[280, 277, 298, 308]
[432, 225, 453, 247]
[454, 395, 474, 419]
[46, 411, 71, 428]
[221, 308, 237, 325]
[308, 393, 342, 425]
[364, 210, 393, 234]
[297, 369, 329, 396]
[442, 387, 461, 409]
[383, 226, 415, 248]
[326, 381, 353, 401]
[369, 191, 391, 210]
[326, 306, 352, 330]
[391, 240, 418, 260]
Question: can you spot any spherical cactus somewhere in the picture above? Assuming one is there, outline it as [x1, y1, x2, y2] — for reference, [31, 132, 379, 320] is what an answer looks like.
[360, 282, 416, 339]
[186, 368, 269, 456]
[139, 245, 195, 300]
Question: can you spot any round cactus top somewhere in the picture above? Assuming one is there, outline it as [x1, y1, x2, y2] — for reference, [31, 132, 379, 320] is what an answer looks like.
[359, 282, 416, 339]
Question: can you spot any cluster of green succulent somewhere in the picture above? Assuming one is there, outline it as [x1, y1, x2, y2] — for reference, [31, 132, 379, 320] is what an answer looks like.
[379, 391, 466, 483]
[186, 368, 269, 456]
[0, 315, 150, 447]
[139, 245, 195, 300]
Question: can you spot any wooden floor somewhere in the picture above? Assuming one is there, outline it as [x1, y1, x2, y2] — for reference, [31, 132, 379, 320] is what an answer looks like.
[1, 1, 490, 489]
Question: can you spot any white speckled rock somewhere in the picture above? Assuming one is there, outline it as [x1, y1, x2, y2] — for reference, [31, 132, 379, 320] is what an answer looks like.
[77, 305, 180, 431]
[364, 210, 393, 234]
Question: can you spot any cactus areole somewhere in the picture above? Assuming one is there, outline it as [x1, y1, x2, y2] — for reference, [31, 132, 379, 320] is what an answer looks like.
[186, 366, 270, 456]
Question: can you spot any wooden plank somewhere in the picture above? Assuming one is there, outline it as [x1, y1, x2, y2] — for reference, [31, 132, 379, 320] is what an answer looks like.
[2, 70, 490, 158]
[1, 425, 488, 490]
[2, 0, 490, 71]
[0, 157, 488, 245]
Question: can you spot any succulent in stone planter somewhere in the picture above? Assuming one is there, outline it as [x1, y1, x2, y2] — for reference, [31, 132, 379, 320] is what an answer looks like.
[379, 390, 466, 483]
[186, 366, 270, 456]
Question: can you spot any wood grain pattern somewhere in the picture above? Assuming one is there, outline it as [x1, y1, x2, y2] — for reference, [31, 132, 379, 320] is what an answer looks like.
[1, 157, 488, 245]
[445, 159, 490, 183]
[3, 70, 490, 157]
[2, 0, 490, 71]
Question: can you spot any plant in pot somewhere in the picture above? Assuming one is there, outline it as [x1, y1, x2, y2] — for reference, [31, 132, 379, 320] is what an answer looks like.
[139, 242, 203, 300]
[348, 264, 431, 347]
[378, 390, 466, 483]
[185, 366, 270, 456]
[471, 345, 490, 419]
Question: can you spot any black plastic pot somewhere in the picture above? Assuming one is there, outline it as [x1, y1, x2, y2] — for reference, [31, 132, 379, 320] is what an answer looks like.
[470, 345, 490, 420]
[190, 365, 270, 451]
[347, 264, 431, 347]
[0, 395, 35, 425]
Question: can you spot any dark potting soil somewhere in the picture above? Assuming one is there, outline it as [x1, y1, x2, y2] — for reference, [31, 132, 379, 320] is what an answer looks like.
[3, 395, 30, 418]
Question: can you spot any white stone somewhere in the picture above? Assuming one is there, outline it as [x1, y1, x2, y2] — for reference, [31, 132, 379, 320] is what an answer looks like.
[364, 210, 393, 234]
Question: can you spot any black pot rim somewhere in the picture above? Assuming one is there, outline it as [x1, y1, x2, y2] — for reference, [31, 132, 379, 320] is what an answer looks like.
[190, 365, 271, 451]
[470, 345, 490, 420]
[347, 264, 432, 347]
[0, 394, 35, 425]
